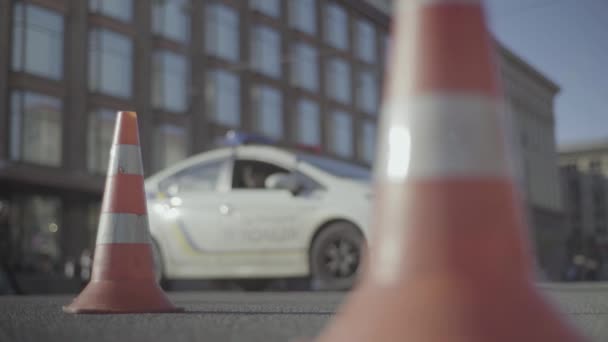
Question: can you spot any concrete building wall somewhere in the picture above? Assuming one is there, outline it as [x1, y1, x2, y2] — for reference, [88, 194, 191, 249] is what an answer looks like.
[560, 146, 608, 279]
[497, 47, 566, 280]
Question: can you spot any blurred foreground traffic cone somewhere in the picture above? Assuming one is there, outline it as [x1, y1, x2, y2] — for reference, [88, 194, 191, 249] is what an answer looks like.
[64, 111, 181, 314]
[315, 1, 586, 341]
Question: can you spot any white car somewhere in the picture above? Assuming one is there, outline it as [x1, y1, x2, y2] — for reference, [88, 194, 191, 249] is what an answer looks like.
[145, 138, 372, 291]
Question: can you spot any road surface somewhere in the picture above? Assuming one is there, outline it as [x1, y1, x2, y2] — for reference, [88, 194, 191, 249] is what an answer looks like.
[2, 283, 608, 342]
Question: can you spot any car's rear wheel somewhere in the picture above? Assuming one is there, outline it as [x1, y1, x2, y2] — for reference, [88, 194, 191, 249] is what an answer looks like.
[310, 222, 364, 291]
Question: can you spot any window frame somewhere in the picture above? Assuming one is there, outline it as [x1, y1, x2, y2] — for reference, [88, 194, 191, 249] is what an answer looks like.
[205, 3, 240, 62]
[11, 2, 65, 80]
[153, 124, 189, 172]
[10, 90, 63, 167]
[207, 68, 241, 126]
[88, 28, 134, 99]
[152, 50, 189, 113]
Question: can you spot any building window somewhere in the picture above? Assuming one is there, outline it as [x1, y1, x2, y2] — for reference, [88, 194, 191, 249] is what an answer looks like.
[324, 2, 348, 50]
[87, 109, 115, 174]
[295, 99, 320, 145]
[15, 195, 62, 273]
[152, 0, 190, 43]
[10, 91, 62, 166]
[206, 3, 239, 62]
[288, 0, 315, 35]
[86, 202, 101, 254]
[252, 85, 283, 139]
[329, 110, 353, 158]
[356, 18, 375, 63]
[251, 25, 281, 79]
[291, 42, 318, 92]
[154, 125, 188, 171]
[207, 69, 240, 126]
[590, 159, 602, 173]
[326, 57, 351, 104]
[89, 0, 133, 22]
[250, 0, 280, 17]
[88, 28, 133, 98]
[360, 121, 376, 164]
[357, 70, 378, 114]
[380, 32, 390, 65]
[12, 3, 64, 80]
[152, 51, 188, 113]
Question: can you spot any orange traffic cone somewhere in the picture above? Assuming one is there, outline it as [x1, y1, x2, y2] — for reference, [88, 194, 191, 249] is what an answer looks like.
[315, 1, 585, 341]
[64, 111, 182, 314]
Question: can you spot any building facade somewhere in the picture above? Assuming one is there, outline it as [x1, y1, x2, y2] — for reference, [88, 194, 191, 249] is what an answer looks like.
[497, 46, 567, 280]
[560, 142, 608, 280]
[0, 0, 566, 281]
[0, 0, 389, 277]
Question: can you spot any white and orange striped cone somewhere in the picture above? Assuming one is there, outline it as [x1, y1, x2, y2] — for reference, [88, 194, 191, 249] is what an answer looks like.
[63, 111, 181, 314]
[315, 1, 586, 341]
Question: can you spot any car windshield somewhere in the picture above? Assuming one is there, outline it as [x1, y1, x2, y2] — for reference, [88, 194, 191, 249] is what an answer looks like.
[298, 153, 371, 181]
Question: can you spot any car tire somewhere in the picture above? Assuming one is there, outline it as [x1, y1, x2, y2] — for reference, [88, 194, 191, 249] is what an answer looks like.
[310, 222, 364, 291]
[151, 239, 171, 290]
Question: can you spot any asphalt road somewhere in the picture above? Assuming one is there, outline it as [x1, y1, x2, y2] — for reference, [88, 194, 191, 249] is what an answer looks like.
[2, 283, 608, 342]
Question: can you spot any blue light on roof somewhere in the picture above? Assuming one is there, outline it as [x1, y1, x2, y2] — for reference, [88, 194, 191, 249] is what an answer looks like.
[214, 130, 276, 147]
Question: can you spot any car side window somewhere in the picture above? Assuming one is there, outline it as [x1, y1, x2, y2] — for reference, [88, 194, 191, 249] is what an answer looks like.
[232, 159, 289, 190]
[294, 171, 323, 192]
[159, 159, 226, 195]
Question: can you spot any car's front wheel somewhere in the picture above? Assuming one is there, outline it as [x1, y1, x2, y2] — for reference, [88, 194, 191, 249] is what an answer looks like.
[310, 222, 364, 291]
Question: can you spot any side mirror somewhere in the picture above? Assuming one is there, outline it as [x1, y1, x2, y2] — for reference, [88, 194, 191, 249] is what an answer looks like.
[265, 173, 299, 193]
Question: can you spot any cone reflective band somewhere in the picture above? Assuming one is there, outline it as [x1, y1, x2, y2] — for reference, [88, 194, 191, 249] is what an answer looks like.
[63, 111, 181, 314]
[314, 1, 586, 341]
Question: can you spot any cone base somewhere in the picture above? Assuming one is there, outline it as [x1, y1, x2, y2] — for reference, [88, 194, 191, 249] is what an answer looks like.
[63, 280, 183, 314]
[316, 274, 584, 342]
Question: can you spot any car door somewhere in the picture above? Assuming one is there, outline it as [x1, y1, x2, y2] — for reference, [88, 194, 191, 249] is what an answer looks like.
[157, 158, 230, 256]
[218, 158, 321, 252]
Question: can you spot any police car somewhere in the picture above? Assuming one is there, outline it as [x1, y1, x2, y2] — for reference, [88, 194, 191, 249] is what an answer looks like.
[145, 132, 372, 291]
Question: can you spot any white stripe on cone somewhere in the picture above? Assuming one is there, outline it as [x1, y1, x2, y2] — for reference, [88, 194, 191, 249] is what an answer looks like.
[374, 94, 512, 181]
[96, 213, 151, 244]
[107, 144, 144, 176]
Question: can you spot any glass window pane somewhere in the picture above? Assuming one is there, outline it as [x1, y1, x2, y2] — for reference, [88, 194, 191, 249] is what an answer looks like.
[161, 159, 226, 194]
[324, 3, 348, 50]
[10, 91, 62, 166]
[288, 0, 316, 35]
[87, 109, 115, 174]
[207, 69, 240, 126]
[152, 50, 188, 112]
[357, 70, 378, 114]
[11, 3, 64, 80]
[326, 58, 351, 104]
[206, 4, 239, 62]
[329, 110, 353, 158]
[154, 125, 188, 171]
[10, 92, 22, 161]
[252, 85, 282, 139]
[88, 29, 133, 98]
[152, 0, 190, 43]
[89, 0, 133, 22]
[356, 18, 375, 63]
[19, 195, 62, 273]
[295, 99, 320, 145]
[360, 121, 376, 163]
[291, 42, 318, 92]
[250, 0, 280, 17]
[251, 26, 281, 78]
